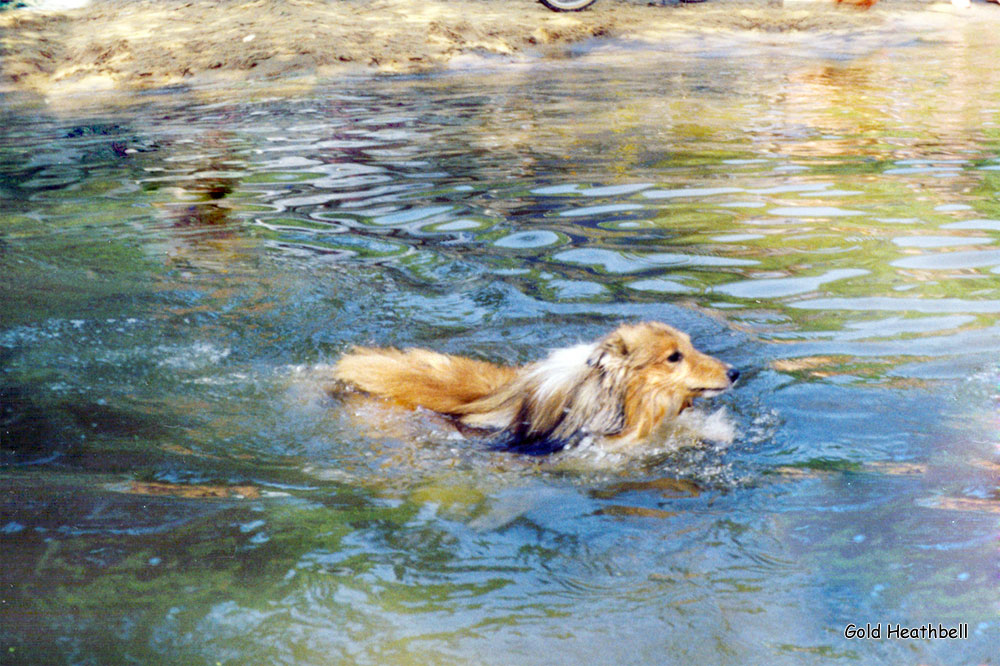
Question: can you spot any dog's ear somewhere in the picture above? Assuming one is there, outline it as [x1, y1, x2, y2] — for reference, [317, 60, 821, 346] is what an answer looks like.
[589, 325, 666, 369]
[587, 330, 629, 368]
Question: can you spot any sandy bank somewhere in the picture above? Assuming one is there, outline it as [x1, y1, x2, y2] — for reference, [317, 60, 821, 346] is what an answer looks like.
[1, 0, 998, 96]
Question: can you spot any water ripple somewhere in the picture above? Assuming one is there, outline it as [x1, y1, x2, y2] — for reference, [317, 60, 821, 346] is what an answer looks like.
[554, 248, 757, 273]
[714, 269, 867, 299]
[789, 297, 1000, 314]
[891, 249, 1000, 270]
[767, 206, 865, 217]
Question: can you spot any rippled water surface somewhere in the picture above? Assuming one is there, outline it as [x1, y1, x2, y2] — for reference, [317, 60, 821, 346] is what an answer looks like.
[2, 28, 999, 666]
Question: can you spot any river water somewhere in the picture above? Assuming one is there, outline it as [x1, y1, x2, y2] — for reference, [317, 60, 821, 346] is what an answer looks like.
[2, 23, 998, 666]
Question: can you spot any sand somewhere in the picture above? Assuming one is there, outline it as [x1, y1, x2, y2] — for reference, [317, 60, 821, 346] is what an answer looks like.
[1, 0, 998, 97]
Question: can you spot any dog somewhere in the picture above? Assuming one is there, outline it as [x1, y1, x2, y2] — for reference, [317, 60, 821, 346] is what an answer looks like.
[331, 321, 739, 455]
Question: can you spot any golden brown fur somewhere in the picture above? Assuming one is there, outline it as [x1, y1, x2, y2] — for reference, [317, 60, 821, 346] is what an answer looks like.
[331, 322, 738, 455]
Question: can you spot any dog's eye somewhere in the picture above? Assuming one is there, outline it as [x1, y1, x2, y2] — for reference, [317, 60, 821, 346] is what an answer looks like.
[667, 351, 684, 363]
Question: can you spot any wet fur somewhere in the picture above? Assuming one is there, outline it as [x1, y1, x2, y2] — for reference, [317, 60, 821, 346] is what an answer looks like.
[331, 322, 738, 455]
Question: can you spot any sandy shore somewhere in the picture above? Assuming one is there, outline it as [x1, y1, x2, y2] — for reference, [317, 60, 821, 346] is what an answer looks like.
[1, 0, 998, 96]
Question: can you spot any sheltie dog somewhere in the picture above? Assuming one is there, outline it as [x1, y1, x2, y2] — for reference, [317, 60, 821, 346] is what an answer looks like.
[331, 321, 739, 455]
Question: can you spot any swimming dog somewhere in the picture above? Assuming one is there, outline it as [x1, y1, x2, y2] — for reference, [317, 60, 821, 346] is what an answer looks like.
[331, 321, 739, 455]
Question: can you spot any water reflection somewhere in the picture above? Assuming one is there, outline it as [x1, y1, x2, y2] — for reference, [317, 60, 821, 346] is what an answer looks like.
[2, 27, 999, 666]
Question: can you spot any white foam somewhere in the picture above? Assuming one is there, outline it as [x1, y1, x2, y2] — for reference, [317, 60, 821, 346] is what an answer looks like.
[675, 407, 736, 446]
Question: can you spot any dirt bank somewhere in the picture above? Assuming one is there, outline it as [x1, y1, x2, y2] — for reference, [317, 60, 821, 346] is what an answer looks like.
[1, 0, 997, 96]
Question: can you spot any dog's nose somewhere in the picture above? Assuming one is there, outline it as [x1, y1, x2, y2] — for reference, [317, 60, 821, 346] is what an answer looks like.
[727, 368, 740, 384]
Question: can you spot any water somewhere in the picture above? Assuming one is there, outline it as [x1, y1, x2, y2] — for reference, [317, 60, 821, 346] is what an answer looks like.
[2, 29, 999, 666]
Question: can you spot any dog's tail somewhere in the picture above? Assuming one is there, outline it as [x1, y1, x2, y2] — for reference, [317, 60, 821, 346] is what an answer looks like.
[332, 347, 518, 416]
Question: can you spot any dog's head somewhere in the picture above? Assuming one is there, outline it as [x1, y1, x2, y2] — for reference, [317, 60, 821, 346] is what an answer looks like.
[488, 321, 739, 454]
[588, 321, 739, 439]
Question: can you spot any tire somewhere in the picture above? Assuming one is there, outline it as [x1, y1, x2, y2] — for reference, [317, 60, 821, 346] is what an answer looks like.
[538, 0, 598, 11]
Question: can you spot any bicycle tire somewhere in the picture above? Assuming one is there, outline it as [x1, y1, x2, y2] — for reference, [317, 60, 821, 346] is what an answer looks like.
[538, 0, 598, 11]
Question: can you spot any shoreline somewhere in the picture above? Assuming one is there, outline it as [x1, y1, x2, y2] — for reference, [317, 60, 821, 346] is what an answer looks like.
[1, 0, 998, 100]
